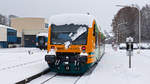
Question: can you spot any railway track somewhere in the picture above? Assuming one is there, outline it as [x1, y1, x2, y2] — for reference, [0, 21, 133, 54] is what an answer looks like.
[73, 75, 82, 84]
[26, 63, 98, 84]
[0, 49, 46, 72]
[16, 69, 86, 84]
[35, 73, 83, 84]
[0, 59, 43, 71]
[40, 74, 57, 84]
[16, 54, 100, 84]
[16, 68, 51, 84]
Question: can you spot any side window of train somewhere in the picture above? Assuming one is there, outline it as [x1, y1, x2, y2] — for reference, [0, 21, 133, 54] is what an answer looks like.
[98, 32, 101, 46]
[94, 24, 98, 48]
[101, 33, 105, 45]
[93, 24, 96, 36]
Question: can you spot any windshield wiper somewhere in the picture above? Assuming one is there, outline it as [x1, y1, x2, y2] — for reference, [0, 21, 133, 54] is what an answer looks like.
[64, 27, 87, 49]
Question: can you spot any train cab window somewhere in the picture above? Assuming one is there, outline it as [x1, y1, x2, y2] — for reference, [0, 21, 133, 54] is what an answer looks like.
[51, 24, 88, 45]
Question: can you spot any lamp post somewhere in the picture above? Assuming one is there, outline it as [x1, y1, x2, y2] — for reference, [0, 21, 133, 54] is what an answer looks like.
[116, 5, 141, 53]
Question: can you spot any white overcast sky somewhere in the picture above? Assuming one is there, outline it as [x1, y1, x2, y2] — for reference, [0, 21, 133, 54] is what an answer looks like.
[0, 0, 149, 32]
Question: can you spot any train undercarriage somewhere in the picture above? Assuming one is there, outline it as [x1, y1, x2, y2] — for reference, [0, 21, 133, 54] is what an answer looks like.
[45, 52, 93, 74]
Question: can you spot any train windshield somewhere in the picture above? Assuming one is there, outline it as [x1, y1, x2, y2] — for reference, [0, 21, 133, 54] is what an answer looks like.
[51, 24, 88, 45]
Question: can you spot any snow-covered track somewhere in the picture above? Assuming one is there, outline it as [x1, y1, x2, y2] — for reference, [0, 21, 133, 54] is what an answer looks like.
[74, 63, 98, 84]
[27, 64, 97, 84]
[0, 59, 43, 71]
[35, 74, 83, 84]
[40, 74, 57, 84]
[15, 68, 50, 84]
[73, 75, 82, 84]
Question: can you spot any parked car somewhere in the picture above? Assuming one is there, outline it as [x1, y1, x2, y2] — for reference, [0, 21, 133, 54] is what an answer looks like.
[140, 43, 150, 49]
[119, 43, 140, 50]
[119, 43, 126, 49]
[133, 43, 139, 49]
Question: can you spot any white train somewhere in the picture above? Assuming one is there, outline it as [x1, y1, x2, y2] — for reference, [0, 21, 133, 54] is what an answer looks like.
[0, 25, 17, 48]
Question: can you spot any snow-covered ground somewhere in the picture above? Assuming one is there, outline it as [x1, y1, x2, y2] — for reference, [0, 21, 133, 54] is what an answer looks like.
[1, 45, 150, 84]
[0, 48, 48, 84]
[28, 45, 150, 84]
[78, 45, 150, 84]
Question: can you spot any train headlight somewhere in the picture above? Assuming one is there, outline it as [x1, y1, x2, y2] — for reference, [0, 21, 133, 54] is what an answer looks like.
[47, 48, 56, 55]
[80, 52, 88, 57]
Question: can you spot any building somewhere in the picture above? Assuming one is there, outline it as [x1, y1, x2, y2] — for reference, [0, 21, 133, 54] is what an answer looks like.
[11, 17, 49, 47]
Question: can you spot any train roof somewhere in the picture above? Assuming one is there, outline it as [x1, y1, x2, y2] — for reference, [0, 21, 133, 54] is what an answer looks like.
[49, 14, 96, 27]
[0, 24, 16, 30]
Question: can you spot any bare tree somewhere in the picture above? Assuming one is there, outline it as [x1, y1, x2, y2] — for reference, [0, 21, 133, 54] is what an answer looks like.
[112, 6, 139, 43]
[0, 14, 8, 25]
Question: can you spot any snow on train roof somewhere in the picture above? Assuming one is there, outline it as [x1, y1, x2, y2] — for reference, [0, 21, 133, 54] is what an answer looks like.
[36, 33, 48, 37]
[0, 24, 16, 30]
[49, 14, 96, 27]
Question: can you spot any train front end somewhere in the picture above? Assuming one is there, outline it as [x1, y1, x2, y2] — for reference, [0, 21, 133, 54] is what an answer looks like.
[45, 24, 95, 74]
